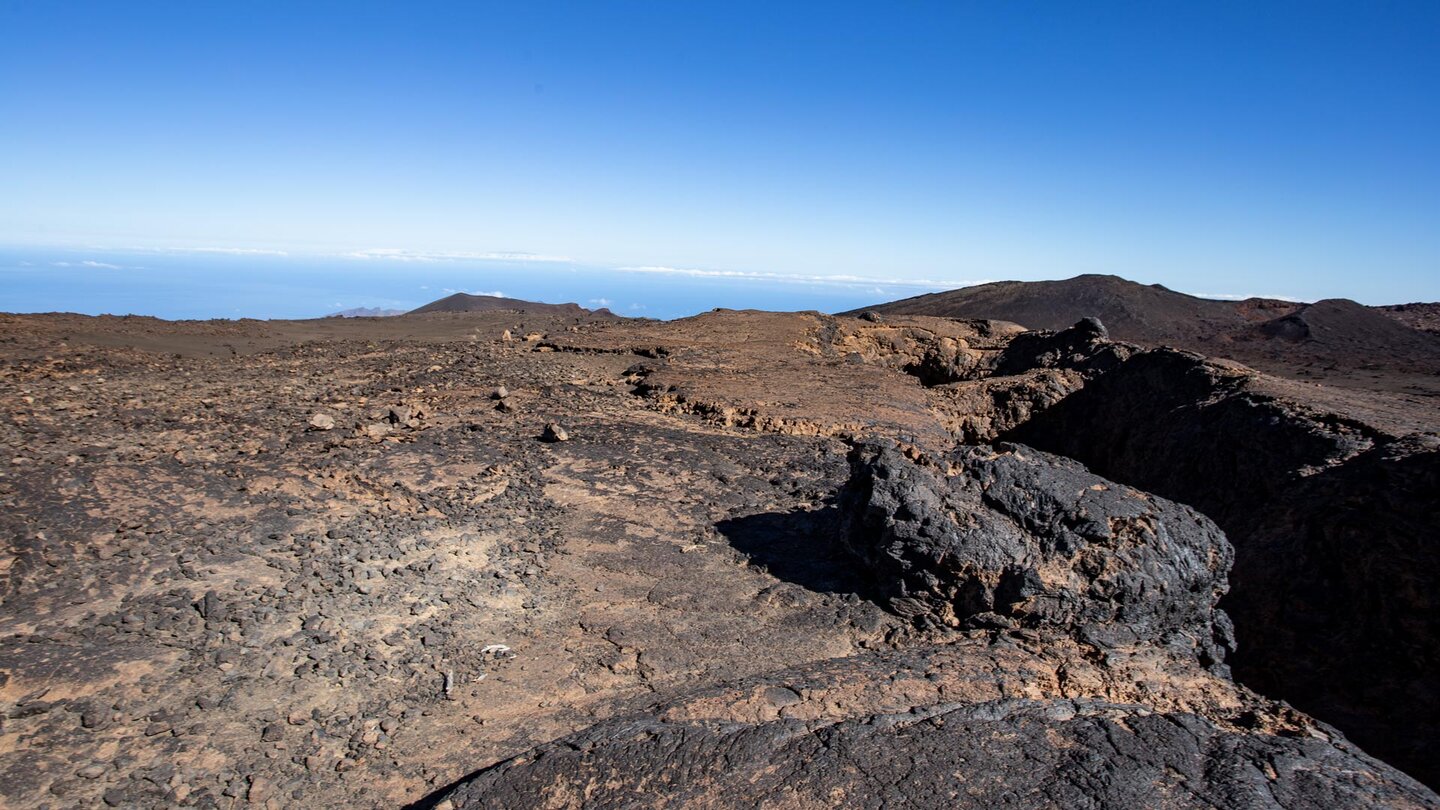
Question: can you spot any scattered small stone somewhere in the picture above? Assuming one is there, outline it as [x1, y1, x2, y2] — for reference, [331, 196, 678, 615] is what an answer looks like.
[247, 775, 273, 802]
[762, 686, 803, 707]
[492, 385, 509, 400]
[541, 423, 569, 443]
[308, 413, 336, 431]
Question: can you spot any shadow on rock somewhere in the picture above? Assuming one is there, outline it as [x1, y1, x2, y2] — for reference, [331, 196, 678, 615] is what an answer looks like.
[715, 504, 876, 600]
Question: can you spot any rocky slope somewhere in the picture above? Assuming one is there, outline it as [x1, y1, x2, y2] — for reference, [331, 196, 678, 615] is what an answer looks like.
[0, 308, 1436, 807]
[1378, 302, 1440, 336]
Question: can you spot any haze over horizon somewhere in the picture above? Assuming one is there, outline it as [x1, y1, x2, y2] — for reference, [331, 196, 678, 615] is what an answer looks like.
[3, 2, 1438, 318]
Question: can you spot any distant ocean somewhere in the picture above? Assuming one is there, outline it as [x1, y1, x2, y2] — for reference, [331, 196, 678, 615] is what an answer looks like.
[0, 246, 960, 321]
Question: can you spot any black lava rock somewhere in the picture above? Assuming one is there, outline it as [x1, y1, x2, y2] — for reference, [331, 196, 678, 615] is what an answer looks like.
[840, 442, 1235, 664]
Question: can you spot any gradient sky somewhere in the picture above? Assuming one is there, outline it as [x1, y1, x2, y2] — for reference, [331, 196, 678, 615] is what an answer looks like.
[2, 1, 1438, 312]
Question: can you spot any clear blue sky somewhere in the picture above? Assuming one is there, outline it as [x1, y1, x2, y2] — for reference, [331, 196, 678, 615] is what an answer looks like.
[2, 1, 1438, 314]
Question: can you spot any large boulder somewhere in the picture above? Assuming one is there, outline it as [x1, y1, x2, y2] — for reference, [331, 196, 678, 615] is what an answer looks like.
[840, 442, 1234, 666]
[992, 317, 1134, 376]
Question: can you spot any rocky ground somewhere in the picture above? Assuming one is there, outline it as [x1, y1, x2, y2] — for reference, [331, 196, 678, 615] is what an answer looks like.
[0, 309, 1436, 808]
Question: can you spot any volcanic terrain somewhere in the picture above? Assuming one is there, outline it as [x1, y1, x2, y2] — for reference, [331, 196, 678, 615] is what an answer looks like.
[0, 299, 1437, 808]
[847, 274, 1440, 399]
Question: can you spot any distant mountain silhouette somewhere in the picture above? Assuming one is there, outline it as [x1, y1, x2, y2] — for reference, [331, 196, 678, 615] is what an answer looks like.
[844, 274, 1297, 342]
[845, 274, 1440, 389]
[408, 293, 614, 317]
[325, 306, 404, 318]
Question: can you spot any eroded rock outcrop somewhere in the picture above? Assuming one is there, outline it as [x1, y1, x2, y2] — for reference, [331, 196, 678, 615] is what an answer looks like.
[924, 368, 1084, 443]
[915, 319, 1138, 444]
[430, 443, 1436, 809]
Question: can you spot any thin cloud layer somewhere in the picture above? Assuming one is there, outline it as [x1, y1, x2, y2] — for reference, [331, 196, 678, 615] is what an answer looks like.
[126, 246, 292, 256]
[348, 249, 572, 263]
[617, 265, 991, 291]
[52, 260, 124, 270]
[1190, 291, 1306, 302]
[441, 288, 506, 298]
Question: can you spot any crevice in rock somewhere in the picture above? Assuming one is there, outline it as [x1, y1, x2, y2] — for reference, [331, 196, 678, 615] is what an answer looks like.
[987, 337, 1440, 789]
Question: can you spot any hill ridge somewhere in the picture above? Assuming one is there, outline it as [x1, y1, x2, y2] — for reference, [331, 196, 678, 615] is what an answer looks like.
[407, 292, 614, 317]
[844, 274, 1440, 395]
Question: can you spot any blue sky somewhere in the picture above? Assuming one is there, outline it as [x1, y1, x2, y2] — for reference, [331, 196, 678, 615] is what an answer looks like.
[2, 1, 1438, 317]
